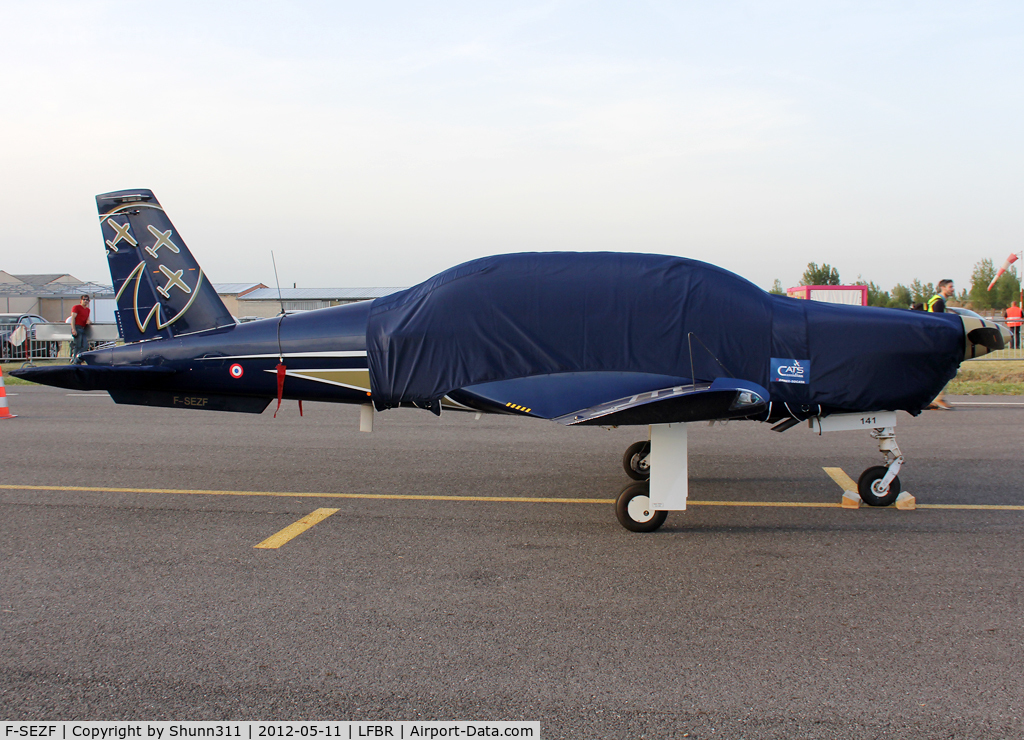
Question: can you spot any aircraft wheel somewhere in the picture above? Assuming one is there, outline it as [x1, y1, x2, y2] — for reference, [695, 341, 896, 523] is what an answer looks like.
[622, 440, 652, 480]
[615, 481, 667, 532]
[858, 465, 901, 507]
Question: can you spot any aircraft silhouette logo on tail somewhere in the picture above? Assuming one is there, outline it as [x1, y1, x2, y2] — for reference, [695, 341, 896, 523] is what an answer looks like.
[114, 260, 205, 332]
[105, 218, 137, 253]
[96, 189, 234, 342]
[156, 265, 192, 299]
[145, 225, 180, 259]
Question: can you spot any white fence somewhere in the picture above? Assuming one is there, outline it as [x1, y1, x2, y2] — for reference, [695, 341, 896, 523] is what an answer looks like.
[1, 322, 120, 361]
[967, 317, 1023, 361]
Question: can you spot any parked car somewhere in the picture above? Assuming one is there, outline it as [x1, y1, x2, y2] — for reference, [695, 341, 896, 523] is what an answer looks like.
[0, 313, 61, 360]
[945, 306, 984, 319]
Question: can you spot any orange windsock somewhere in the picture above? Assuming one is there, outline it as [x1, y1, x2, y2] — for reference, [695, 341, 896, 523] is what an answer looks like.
[988, 253, 1019, 291]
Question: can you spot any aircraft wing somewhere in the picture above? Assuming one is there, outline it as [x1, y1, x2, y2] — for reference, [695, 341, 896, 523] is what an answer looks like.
[450, 374, 769, 426]
[552, 378, 768, 426]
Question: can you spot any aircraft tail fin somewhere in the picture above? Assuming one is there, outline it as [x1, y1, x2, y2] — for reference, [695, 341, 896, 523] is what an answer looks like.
[97, 189, 235, 343]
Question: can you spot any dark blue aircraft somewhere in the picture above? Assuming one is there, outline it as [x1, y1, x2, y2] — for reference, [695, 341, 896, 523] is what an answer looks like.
[13, 190, 1007, 531]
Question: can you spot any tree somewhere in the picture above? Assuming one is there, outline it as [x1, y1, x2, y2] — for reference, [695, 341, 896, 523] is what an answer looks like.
[769, 279, 786, 295]
[995, 267, 1021, 309]
[890, 284, 912, 308]
[801, 263, 840, 286]
[969, 259, 996, 311]
[909, 279, 935, 305]
[966, 259, 1020, 311]
[854, 276, 890, 307]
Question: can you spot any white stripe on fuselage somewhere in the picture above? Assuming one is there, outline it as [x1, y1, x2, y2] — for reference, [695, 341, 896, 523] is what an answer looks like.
[199, 351, 368, 360]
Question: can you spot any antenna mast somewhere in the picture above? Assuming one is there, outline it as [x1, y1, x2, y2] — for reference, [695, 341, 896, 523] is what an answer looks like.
[271, 250, 285, 317]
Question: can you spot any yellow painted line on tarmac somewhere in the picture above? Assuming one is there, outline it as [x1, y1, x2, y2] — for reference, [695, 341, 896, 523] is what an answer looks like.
[0, 483, 611, 505]
[254, 508, 339, 549]
[2, 483, 1023, 510]
[687, 500, 841, 508]
[823, 466, 858, 492]
[918, 504, 1024, 510]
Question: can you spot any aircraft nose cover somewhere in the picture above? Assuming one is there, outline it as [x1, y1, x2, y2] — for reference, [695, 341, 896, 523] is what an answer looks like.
[366, 252, 964, 414]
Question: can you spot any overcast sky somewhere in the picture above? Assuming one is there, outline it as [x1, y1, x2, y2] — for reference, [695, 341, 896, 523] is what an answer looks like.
[1, 1, 1021, 293]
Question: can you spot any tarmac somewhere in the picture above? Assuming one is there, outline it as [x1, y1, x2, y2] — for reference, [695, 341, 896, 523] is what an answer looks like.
[1, 385, 1023, 738]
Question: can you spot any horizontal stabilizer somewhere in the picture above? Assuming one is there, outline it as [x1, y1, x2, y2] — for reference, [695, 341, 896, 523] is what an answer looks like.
[10, 364, 175, 391]
[10, 366, 269, 412]
[109, 390, 271, 413]
[555, 378, 769, 426]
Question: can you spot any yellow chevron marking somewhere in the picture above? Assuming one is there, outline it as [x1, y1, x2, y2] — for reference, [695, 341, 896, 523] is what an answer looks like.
[823, 467, 858, 492]
[254, 508, 339, 549]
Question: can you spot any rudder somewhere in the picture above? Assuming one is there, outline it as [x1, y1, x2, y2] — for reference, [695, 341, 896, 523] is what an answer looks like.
[98, 189, 234, 343]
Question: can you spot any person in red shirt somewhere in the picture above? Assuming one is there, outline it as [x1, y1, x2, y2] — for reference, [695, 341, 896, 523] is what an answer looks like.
[70, 295, 91, 362]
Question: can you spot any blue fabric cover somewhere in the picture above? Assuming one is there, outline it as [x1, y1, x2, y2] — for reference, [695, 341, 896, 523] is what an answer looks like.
[366, 253, 963, 415]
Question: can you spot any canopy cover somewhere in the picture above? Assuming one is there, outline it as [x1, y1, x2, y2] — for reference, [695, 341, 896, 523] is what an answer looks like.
[366, 253, 963, 415]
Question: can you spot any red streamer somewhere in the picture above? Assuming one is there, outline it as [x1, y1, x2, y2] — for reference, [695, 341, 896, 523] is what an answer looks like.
[274, 363, 286, 418]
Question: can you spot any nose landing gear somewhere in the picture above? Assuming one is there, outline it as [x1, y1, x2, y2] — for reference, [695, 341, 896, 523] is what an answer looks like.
[857, 426, 903, 507]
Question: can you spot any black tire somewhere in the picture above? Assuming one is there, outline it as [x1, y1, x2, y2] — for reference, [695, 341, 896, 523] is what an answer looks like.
[48, 342, 60, 358]
[622, 440, 652, 480]
[615, 481, 667, 532]
[858, 465, 901, 507]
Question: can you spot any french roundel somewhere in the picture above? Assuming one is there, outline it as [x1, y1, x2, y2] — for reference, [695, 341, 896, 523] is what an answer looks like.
[229, 364, 244, 379]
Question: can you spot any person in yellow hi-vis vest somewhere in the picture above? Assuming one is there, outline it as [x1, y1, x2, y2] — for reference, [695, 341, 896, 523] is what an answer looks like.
[927, 279, 956, 409]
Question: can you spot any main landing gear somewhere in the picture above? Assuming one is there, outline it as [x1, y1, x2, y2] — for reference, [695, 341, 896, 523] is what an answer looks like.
[615, 481, 666, 532]
[622, 440, 651, 480]
[618, 441, 657, 530]
[615, 424, 686, 533]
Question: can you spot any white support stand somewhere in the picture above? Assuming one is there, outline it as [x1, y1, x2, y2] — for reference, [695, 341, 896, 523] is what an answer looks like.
[650, 423, 689, 511]
[359, 403, 374, 433]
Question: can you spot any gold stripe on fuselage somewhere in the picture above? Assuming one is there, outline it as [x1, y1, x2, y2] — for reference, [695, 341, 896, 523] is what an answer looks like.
[266, 368, 475, 410]
[271, 368, 372, 392]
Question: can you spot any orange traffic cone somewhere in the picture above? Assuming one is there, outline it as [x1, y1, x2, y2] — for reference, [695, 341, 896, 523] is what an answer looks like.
[0, 365, 16, 419]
